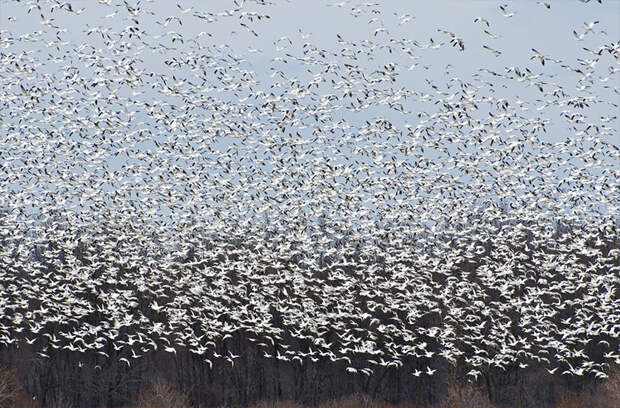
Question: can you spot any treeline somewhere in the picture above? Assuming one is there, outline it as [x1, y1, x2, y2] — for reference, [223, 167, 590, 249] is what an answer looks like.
[0, 219, 618, 407]
[1, 344, 618, 408]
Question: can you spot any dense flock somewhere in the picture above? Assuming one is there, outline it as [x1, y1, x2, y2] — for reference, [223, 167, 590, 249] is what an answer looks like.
[0, 0, 619, 406]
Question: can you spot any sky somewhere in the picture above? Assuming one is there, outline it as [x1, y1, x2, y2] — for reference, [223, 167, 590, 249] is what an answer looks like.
[0, 0, 618, 240]
[2, 0, 617, 140]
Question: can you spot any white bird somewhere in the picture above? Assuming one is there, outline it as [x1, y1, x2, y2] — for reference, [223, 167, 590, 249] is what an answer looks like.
[573, 30, 585, 41]
[473, 17, 490, 27]
[0, 1, 617, 400]
[583, 21, 599, 34]
[484, 30, 501, 39]
[467, 369, 481, 381]
[177, 4, 193, 14]
[499, 4, 516, 18]
[483, 45, 502, 57]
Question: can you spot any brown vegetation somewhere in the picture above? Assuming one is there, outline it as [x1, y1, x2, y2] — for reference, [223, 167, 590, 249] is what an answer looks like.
[2, 363, 619, 408]
[555, 365, 620, 408]
[132, 378, 190, 408]
[0, 365, 22, 408]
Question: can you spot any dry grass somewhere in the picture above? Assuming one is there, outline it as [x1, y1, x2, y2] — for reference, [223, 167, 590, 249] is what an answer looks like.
[0, 364, 41, 408]
[247, 399, 306, 408]
[317, 395, 400, 408]
[245, 373, 620, 408]
[438, 382, 496, 408]
[556, 365, 620, 408]
[600, 365, 620, 401]
[248, 395, 407, 408]
[0, 364, 25, 408]
[328, 396, 389, 408]
[131, 378, 190, 408]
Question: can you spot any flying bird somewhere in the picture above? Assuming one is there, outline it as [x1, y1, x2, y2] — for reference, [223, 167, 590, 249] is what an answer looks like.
[483, 45, 502, 57]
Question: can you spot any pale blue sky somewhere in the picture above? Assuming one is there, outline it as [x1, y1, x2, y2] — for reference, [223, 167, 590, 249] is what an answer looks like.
[0, 0, 618, 231]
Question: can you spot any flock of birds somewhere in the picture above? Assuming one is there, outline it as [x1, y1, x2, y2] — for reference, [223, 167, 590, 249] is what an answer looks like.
[0, 0, 619, 383]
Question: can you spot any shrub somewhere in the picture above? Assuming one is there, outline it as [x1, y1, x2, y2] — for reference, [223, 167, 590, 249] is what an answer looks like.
[0, 364, 23, 408]
[557, 366, 620, 408]
[131, 378, 190, 408]
[439, 382, 495, 408]
[247, 399, 305, 408]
